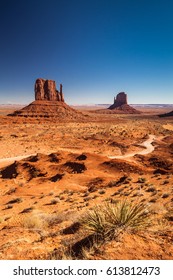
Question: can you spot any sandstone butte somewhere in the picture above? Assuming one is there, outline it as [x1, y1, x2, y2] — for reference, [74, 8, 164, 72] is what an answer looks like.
[93, 92, 141, 114]
[35, 78, 64, 102]
[8, 78, 86, 120]
[108, 92, 141, 114]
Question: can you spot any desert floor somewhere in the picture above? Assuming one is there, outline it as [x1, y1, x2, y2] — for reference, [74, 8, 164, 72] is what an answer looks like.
[0, 106, 173, 260]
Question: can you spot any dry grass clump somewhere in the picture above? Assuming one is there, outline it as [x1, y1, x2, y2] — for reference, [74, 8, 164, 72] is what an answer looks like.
[21, 210, 78, 231]
[146, 187, 157, 193]
[81, 200, 151, 241]
[49, 198, 59, 205]
[3, 204, 13, 210]
[4, 187, 17, 195]
[164, 210, 173, 222]
[20, 207, 34, 214]
[50, 200, 152, 260]
[48, 248, 75, 260]
[162, 193, 169, 199]
[137, 177, 147, 183]
[22, 214, 48, 230]
[6, 197, 22, 204]
[0, 217, 4, 223]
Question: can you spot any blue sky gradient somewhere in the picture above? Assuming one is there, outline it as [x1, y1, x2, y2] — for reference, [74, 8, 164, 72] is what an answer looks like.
[0, 0, 173, 104]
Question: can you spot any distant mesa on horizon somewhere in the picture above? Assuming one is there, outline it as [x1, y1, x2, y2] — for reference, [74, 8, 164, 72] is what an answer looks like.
[93, 92, 141, 114]
[8, 78, 87, 120]
[108, 92, 127, 109]
[159, 110, 173, 117]
[108, 92, 141, 114]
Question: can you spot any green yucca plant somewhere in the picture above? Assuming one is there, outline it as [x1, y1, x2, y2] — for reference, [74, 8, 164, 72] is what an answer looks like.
[105, 200, 151, 230]
[81, 200, 151, 240]
[81, 206, 109, 239]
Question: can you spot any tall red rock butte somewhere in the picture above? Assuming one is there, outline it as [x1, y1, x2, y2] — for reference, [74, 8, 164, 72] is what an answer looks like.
[108, 92, 141, 114]
[8, 78, 86, 120]
[35, 78, 64, 102]
[108, 92, 127, 109]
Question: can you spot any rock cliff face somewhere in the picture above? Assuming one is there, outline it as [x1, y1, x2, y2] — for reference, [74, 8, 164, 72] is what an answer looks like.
[35, 78, 64, 102]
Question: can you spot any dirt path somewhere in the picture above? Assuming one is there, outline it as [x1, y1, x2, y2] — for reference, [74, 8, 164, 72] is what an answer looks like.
[109, 134, 156, 159]
[0, 135, 156, 168]
[0, 154, 36, 168]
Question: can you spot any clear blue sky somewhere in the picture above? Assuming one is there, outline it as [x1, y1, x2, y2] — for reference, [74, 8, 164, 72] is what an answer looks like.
[0, 0, 173, 105]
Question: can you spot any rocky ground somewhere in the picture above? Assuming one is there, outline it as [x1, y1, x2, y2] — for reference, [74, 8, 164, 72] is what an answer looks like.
[0, 106, 173, 260]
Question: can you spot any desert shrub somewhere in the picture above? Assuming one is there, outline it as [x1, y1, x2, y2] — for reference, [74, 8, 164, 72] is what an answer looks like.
[49, 191, 54, 196]
[22, 214, 48, 230]
[48, 248, 75, 260]
[50, 199, 59, 205]
[20, 207, 34, 214]
[163, 180, 169, 185]
[124, 192, 131, 196]
[4, 204, 13, 210]
[107, 180, 117, 188]
[164, 211, 173, 222]
[6, 197, 22, 204]
[111, 191, 119, 196]
[81, 200, 151, 241]
[83, 197, 91, 202]
[98, 189, 105, 195]
[162, 193, 169, 198]
[92, 195, 98, 199]
[146, 187, 157, 193]
[149, 198, 157, 203]
[137, 177, 147, 183]
[65, 198, 73, 203]
[4, 187, 16, 195]
[82, 192, 89, 197]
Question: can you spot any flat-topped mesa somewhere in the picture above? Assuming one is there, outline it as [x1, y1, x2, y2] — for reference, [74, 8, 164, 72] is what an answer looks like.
[35, 78, 64, 102]
[109, 92, 127, 109]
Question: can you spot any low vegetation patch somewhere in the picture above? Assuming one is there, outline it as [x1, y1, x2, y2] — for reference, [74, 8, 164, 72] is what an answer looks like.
[22, 214, 48, 230]
[6, 197, 22, 204]
[50, 200, 152, 259]
[81, 200, 151, 241]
